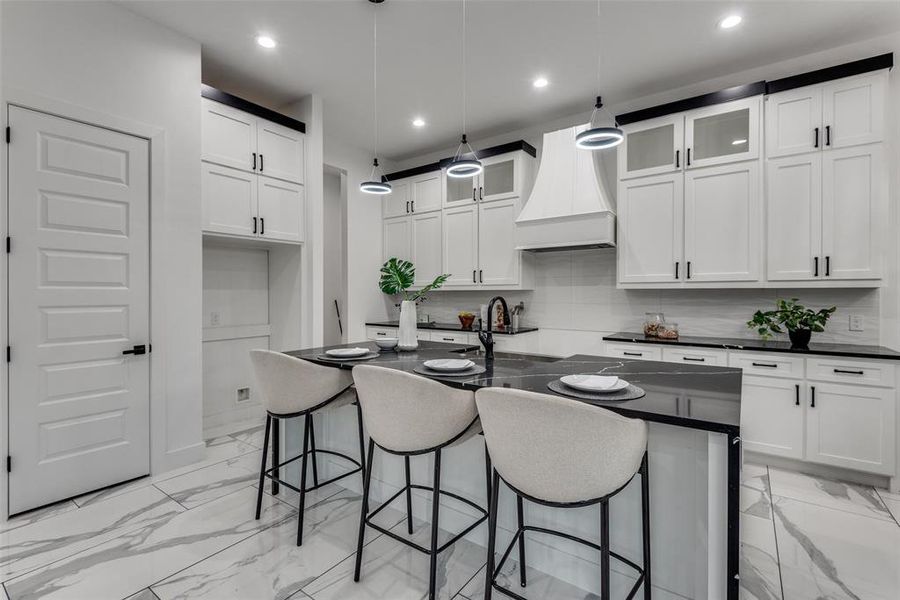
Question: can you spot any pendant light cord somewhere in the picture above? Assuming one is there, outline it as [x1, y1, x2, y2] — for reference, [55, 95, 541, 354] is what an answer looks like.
[372, 1, 379, 178]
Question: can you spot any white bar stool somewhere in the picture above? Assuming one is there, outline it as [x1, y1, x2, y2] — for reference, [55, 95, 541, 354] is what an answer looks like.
[351, 364, 490, 600]
[476, 387, 651, 600]
[249, 350, 366, 546]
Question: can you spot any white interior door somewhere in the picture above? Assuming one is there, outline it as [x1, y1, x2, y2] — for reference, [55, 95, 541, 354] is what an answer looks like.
[7, 106, 150, 514]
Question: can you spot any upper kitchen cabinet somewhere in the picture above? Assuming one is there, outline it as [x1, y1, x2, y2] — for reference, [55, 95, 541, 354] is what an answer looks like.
[619, 115, 683, 180]
[200, 87, 306, 244]
[617, 173, 683, 284]
[766, 71, 887, 158]
[383, 171, 443, 218]
[442, 145, 535, 208]
[382, 179, 411, 219]
[684, 97, 760, 169]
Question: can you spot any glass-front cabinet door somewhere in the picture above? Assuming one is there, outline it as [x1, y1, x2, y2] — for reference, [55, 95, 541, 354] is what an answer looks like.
[684, 96, 760, 169]
[618, 114, 683, 180]
[479, 154, 520, 202]
[444, 171, 477, 208]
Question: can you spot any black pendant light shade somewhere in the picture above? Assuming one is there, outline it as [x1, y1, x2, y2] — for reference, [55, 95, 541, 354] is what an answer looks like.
[360, 158, 392, 195]
[576, 96, 623, 150]
[446, 134, 483, 179]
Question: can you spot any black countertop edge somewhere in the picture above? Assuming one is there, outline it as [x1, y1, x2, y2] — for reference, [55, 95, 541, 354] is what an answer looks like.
[603, 332, 900, 361]
[366, 321, 539, 336]
[201, 84, 306, 134]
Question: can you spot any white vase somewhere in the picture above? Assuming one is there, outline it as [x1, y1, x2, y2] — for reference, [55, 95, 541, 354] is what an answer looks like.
[398, 300, 418, 351]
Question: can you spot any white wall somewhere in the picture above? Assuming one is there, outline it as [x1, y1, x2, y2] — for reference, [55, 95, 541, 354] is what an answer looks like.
[323, 168, 347, 345]
[0, 0, 205, 513]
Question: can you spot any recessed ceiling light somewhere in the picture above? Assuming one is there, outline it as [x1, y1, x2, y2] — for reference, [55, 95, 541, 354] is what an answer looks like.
[412, 117, 426, 128]
[533, 77, 549, 89]
[732, 138, 748, 145]
[256, 35, 277, 49]
[718, 14, 742, 29]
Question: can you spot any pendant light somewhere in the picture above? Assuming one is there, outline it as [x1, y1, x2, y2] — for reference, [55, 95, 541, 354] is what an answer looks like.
[360, 0, 391, 195]
[446, 0, 483, 179]
[576, 0, 623, 151]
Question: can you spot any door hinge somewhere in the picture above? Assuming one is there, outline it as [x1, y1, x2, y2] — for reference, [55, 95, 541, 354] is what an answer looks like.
[6, 456, 10, 473]
[5, 127, 9, 144]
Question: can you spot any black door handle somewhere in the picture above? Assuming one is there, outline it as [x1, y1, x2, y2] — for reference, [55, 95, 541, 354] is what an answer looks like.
[825, 256, 830, 276]
[473, 270, 476, 283]
[687, 261, 692, 279]
[123, 344, 147, 356]
[406, 201, 410, 214]
[411, 200, 415, 213]
[795, 384, 800, 406]
[675, 261, 679, 279]
[253, 217, 257, 234]
[479, 187, 483, 200]
[825, 125, 831, 146]
[479, 270, 483, 283]
[252, 152, 257, 170]
[675, 149, 680, 168]
[473, 188, 477, 202]
[686, 148, 691, 166]
[260, 217, 264, 235]
[259, 154, 264, 172]
[814, 256, 819, 277]
[810, 385, 816, 408]
[813, 128, 819, 149]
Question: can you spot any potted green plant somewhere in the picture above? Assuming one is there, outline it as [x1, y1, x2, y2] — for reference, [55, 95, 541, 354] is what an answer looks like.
[747, 298, 836, 348]
[379, 258, 449, 351]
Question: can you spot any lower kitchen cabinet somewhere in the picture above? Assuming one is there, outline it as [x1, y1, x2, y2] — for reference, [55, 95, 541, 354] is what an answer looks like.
[741, 376, 805, 459]
[662, 347, 726, 366]
[604, 342, 662, 361]
[806, 382, 895, 475]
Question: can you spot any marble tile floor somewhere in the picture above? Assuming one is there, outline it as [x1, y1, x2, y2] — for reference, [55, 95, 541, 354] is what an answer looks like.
[2, 428, 899, 600]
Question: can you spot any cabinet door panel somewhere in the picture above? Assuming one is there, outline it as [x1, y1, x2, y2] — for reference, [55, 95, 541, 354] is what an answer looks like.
[766, 154, 822, 281]
[480, 154, 519, 202]
[201, 162, 257, 237]
[442, 205, 478, 286]
[741, 376, 804, 459]
[823, 72, 885, 149]
[806, 383, 895, 474]
[411, 212, 443, 287]
[256, 119, 304, 184]
[765, 87, 822, 158]
[383, 216, 411, 263]
[821, 144, 883, 280]
[383, 180, 411, 219]
[684, 162, 760, 282]
[617, 173, 683, 283]
[685, 97, 760, 169]
[257, 177, 304, 242]
[201, 99, 256, 172]
[411, 172, 443, 213]
[478, 199, 519, 285]
[618, 115, 683, 180]
[444, 172, 478, 208]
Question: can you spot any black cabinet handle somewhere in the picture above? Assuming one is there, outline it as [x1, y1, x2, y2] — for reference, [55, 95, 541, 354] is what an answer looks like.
[473, 270, 476, 283]
[479, 187, 483, 200]
[675, 149, 680, 168]
[623, 352, 642, 357]
[376, 332, 387, 336]
[252, 152, 257, 170]
[473, 187, 477, 202]
[795, 384, 800, 406]
[810, 385, 816, 408]
[123, 344, 147, 356]
[442, 337, 454, 342]
[834, 368, 864, 375]
[259, 154, 264, 172]
[260, 217, 264, 235]
[253, 217, 257, 234]
[752, 362, 778, 368]
[825, 256, 830, 277]
[479, 270, 483, 283]
[406, 201, 410, 214]
[682, 356, 706, 362]
[813, 127, 819, 148]
[411, 200, 415, 213]
[814, 256, 819, 277]
[686, 148, 691, 166]
[675, 261, 680, 279]
[825, 125, 831, 146]
[687, 261, 692, 279]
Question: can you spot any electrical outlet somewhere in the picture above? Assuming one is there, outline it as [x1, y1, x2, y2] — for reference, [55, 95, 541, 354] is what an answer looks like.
[210, 311, 221, 326]
[849, 315, 864, 332]
[237, 387, 250, 402]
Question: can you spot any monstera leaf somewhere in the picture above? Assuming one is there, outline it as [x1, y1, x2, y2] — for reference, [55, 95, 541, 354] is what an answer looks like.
[378, 257, 449, 302]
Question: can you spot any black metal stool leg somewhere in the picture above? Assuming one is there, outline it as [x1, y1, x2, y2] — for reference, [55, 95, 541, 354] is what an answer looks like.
[296, 413, 311, 546]
[271, 417, 280, 495]
[641, 453, 652, 599]
[516, 495, 527, 587]
[484, 469, 500, 600]
[356, 401, 367, 502]
[255, 415, 271, 519]
[405, 456, 414, 535]
[309, 413, 320, 488]
[428, 449, 442, 600]
[600, 498, 610, 600]
[354, 438, 376, 582]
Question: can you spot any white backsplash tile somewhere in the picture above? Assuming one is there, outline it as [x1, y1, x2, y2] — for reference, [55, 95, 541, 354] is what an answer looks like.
[419, 248, 880, 346]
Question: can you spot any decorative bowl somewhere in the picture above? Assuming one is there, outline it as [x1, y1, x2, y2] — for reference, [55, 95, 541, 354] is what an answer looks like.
[374, 337, 399, 350]
[458, 313, 476, 330]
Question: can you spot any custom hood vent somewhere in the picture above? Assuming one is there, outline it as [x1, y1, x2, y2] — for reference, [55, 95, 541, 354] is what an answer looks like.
[515, 124, 616, 252]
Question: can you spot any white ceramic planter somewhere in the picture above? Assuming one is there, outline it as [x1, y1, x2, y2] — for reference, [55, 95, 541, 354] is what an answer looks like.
[398, 300, 418, 351]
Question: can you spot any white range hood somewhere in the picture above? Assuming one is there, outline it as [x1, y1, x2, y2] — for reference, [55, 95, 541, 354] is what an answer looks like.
[515, 124, 616, 252]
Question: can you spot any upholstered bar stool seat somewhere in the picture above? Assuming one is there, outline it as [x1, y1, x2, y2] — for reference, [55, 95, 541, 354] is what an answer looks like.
[249, 350, 367, 546]
[351, 365, 491, 600]
[476, 387, 651, 600]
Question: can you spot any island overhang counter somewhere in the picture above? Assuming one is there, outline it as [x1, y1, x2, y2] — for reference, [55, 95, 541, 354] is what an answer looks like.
[286, 340, 743, 600]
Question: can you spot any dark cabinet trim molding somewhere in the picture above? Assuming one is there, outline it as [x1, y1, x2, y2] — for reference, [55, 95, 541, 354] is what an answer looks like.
[765, 53, 893, 95]
[383, 140, 537, 182]
[201, 84, 306, 134]
[616, 53, 893, 126]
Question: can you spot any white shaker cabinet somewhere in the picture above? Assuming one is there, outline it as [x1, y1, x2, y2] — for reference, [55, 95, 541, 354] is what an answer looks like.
[684, 97, 760, 170]
[383, 215, 412, 263]
[619, 115, 683, 181]
[411, 171, 443, 213]
[683, 161, 760, 282]
[617, 173, 683, 284]
[765, 86, 823, 158]
[766, 153, 822, 281]
[410, 211, 443, 287]
[741, 376, 805, 459]
[257, 178, 304, 242]
[442, 204, 479, 286]
[202, 162, 258, 238]
[478, 199, 520, 286]
[381, 172, 444, 287]
[202, 98, 257, 172]
[383, 180, 412, 219]
[257, 119, 305, 184]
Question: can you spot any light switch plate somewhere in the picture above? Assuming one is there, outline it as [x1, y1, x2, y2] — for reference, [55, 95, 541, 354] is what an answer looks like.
[849, 315, 864, 332]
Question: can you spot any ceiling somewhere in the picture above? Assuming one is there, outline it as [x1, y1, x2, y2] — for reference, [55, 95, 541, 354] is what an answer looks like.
[123, 1, 900, 161]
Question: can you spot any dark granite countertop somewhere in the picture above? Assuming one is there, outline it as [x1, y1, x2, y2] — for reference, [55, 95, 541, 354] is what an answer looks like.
[366, 321, 539, 336]
[603, 332, 900, 361]
[288, 340, 741, 434]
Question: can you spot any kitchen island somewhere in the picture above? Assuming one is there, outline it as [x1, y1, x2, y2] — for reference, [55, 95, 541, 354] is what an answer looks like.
[288, 341, 743, 599]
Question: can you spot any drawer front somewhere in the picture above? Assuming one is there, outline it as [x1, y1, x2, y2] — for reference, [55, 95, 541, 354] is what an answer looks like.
[366, 327, 398, 340]
[416, 330, 432, 341]
[605, 343, 662, 361]
[431, 331, 470, 344]
[662, 347, 727, 366]
[806, 357, 895, 388]
[728, 352, 805, 379]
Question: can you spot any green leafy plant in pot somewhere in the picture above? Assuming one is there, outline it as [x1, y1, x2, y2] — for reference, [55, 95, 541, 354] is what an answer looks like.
[379, 258, 449, 351]
[747, 298, 836, 348]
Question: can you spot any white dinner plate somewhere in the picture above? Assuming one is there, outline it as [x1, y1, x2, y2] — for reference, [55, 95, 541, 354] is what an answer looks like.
[423, 359, 475, 372]
[560, 375, 628, 393]
[326, 347, 370, 358]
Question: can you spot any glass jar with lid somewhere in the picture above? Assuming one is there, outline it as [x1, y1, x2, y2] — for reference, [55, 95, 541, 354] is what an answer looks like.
[658, 322, 679, 340]
[643, 312, 665, 337]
